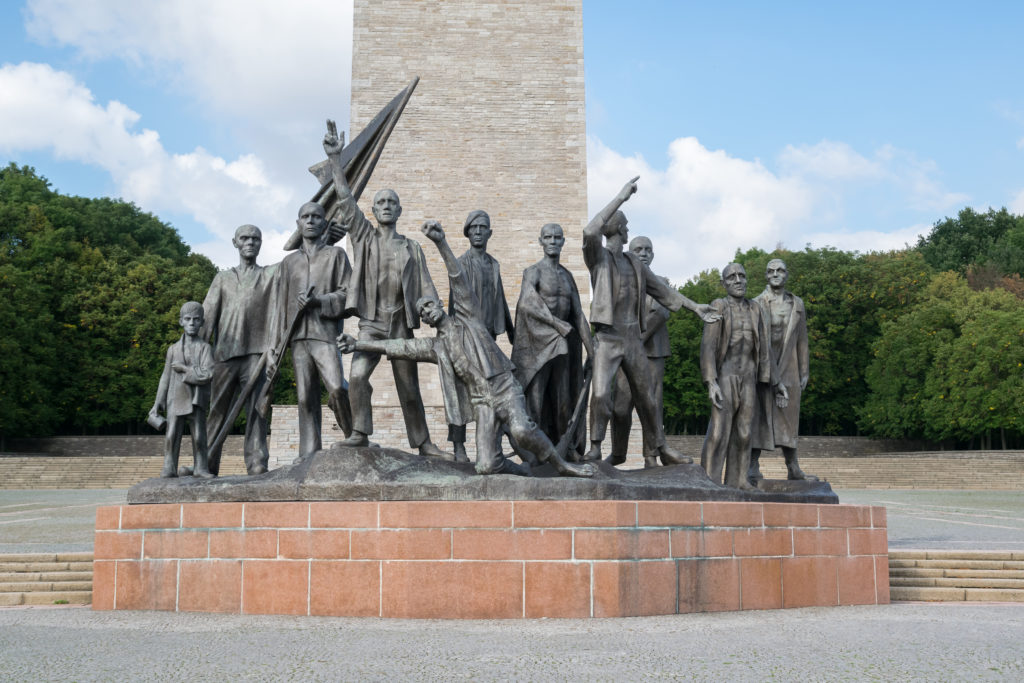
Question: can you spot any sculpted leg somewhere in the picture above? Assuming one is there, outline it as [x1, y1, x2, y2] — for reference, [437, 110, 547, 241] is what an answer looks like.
[162, 415, 185, 477]
[345, 349, 379, 446]
[190, 410, 214, 479]
[205, 358, 240, 476]
[748, 450, 763, 485]
[586, 334, 622, 462]
[607, 368, 632, 466]
[241, 354, 270, 475]
[292, 341, 323, 459]
[783, 446, 818, 481]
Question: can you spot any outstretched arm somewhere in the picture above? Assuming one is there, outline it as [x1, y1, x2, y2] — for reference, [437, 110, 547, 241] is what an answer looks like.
[584, 176, 639, 240]
[337, 333, 436, 363]
[323, 119, 374, 243]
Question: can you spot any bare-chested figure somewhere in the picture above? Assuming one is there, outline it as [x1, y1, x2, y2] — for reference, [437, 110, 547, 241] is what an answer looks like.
[511, 223, 593, 460]
[584, 177, 720, 468]
[323, 122, 446, 458]
[699, 263, 787, 489]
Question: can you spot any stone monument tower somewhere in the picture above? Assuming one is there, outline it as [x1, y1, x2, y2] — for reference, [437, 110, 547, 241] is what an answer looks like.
[271, 0, 588, 460]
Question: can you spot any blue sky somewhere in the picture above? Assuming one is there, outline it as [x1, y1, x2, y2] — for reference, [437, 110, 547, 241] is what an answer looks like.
[2, 0, 1023, 283]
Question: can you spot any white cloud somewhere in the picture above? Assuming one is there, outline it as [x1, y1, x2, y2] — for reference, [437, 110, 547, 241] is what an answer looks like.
[779, 140, 883, 181]
[24, 0, 353, 127]
[802, 223, 930, 254]
[587, 136, 813, 284]
[587, 136, 963, 284]
[22, 0, 355, 250]
[0, 62, 296, 265]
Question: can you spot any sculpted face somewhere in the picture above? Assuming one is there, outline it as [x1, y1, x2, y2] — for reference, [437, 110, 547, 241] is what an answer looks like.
[722, 263, 747, 298]
[629, 236, 653, 266]
[766, 259, 788, 289]
[372, 189, 402, 224]
[602, 210, 629, 242]
[539, 223, 564, 257]
[417, 296, 445, 327]
[297, 203, 326, 239]
[180, 309, 204, 336]
[466, 215, 492, 249]
[233, 224, 262, 259]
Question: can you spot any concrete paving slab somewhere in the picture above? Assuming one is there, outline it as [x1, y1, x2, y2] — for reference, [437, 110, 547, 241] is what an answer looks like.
[0, 603, 1022, 681]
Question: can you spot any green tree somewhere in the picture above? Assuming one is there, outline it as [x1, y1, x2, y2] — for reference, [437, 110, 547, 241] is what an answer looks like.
[0, 164, 217, 439]
[916, 207, 1024, 275]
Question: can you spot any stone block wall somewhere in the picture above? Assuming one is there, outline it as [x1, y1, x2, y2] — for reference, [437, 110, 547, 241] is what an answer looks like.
[339, 0, 589, 445]
[93, 500, 889, 618]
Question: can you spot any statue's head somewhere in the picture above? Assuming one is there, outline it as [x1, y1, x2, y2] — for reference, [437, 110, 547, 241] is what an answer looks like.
[372, 189, 402, 225]
[766, 258, 788, 288]
[602, 210, 629, 242]
[721, 263, 747, 298]
[232, 224, 262, 259]
[464, 210, 492, 249]
[539, 223, 565, 257]
[416, 294, 446, 328]
[296, 202, 326, 239]
[629, 236, 653, 267]
[179, 301, 204, 335]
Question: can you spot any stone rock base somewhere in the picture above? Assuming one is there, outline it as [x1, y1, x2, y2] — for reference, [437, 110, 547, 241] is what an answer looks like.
[92, 499, 888, 618]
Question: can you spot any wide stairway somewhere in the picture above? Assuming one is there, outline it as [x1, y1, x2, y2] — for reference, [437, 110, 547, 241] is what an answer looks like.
[0, 552, 94, 606]
[889, 550, 1024, 602]
[4, 551, 1022, 606]
[0, 456, 249, 489]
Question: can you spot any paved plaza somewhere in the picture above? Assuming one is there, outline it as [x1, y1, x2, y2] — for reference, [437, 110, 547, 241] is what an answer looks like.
[3, 488, 1021, 553]
[1, 488, 1022, 680]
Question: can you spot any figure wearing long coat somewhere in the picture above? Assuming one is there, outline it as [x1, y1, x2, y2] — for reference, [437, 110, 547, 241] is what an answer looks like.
[751, 287, 808, 451]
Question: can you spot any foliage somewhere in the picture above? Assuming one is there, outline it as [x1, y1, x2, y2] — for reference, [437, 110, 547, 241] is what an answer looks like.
[916, 207, 1024, 278]
[0, 164, 217, 438]
[662, 246, 934, 436]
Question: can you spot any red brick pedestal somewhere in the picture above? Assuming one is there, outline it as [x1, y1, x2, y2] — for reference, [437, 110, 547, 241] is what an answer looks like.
[92, 500, 888, 618]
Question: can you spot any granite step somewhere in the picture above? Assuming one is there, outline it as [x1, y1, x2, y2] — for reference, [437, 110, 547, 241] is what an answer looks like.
[0, 552, 95, 608]
[888, 550, 1024, 602]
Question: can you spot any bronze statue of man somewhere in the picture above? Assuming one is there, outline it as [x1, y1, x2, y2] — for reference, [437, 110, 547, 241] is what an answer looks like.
[699, 263, 786, 489]
[266, 202, 352, 460]
[323, 123, 446, 458]
[338, 221, 594, 478]
[446, 210, 515, 462]
[511, 223, 592, 461]
[749, 258, 817, 483]
[200, 224, 276, 475]
[583, 177, 719, 468]
[605, 236, 671, 466]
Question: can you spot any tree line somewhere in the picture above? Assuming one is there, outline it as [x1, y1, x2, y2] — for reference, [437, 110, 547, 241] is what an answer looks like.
[2, 163, 1022, 448]
[664, 207, 1024, 449]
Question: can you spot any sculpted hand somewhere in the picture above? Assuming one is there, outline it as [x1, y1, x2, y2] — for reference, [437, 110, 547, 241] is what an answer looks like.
[618, 175, 640, 202]
[708, 381, 723, 410]
[171, 362, 188, 373]
[800, 375, 809, 391]
[149, 404, 163, 417]
[775, 383, 789, 409]
[297, 290, 321, 311]
[323, 119, 344, 157]
[327, 220, 349, 242]
[695, 304, 722, 324]
[265, 353, 278, 379]
[421, 220, 445, 243]
[337, 333, 358, 354]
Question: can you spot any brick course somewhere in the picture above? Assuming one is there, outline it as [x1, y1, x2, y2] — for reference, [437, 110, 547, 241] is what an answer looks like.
[93, 499, 888, 618]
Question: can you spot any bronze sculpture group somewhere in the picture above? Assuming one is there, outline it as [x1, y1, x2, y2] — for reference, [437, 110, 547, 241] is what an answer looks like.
[149, 120, 817, 489]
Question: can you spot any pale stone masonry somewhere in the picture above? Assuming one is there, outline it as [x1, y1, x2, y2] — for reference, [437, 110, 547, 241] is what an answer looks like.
[272, 0, 594, 460]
